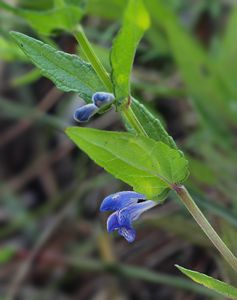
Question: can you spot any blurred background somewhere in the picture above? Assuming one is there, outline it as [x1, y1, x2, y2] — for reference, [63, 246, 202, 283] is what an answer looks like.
[1, 0, 237, 299]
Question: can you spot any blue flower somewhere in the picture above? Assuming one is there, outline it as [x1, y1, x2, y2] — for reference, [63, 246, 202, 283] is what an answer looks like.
[92, 92, 115, 108]
[100, 191, 156, 243]
[74, 103, 99, 122]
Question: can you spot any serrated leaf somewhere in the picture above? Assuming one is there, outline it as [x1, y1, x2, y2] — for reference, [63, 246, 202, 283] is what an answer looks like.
[176, 265, 237, 299]
[11, 32, 106, 101]
[66, 127, 189, 199]
[20, 5, 83, 35]
[110, 0, 150, 100]
[123, 98, 177, 149]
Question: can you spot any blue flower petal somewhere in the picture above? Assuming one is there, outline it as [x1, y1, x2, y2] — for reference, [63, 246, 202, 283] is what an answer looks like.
[118, 207, 132, 228]
[118, 227, 136, 243]
[92, 92, 115, 108]
[74, 104, 99, 122]
[107, 211, 120, 233]
[118, 200, 156, 227]
[100, 191, 146, 212]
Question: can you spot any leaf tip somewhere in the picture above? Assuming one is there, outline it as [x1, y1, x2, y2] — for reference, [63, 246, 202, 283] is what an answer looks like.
[175, 264, 186, 274]
[9, 31, 21, 39]
[9, 31, 25, 47]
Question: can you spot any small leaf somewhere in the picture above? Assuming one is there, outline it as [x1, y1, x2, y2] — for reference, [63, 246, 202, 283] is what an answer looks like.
[0, 246, 16, 263]
[66, 127, 189, 199]
[20, 5, 83, 35]
[123, 98, 177, 149]
[110, 0, 150, 100]
[176, 265, 237, 299]
[11, 32, 106, 101]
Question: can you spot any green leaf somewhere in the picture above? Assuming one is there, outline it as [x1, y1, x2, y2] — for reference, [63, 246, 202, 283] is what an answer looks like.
[66, 127, 189, 199]
[0, 246, 16, 263]
[216, 4, 237, 104]
[0, 0, 19, 14]
[20, 5, 83, 35]
[11, 68, 42, 87]
[11, 31, 106, 102]
[0, 1, 83, 35]
[176, 265, 237, 299]
[146, 0, 233, 135]
[54, 0, 65, 8]
[110, 0, 150, 100]
[218, 4, 237, 87]
[86, 0, 126, 20]
[16, 0, 52, 10]
[123, 98, 177, 149]
[188, 157, 217, 185]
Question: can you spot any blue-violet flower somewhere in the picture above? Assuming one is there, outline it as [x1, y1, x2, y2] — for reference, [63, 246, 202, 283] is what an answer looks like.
[100, 191, 156, 243]
[92, 92, 115, 108]
[74, 103, 99, 123]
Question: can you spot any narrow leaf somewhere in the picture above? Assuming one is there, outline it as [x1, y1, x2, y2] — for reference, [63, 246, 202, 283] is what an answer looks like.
[66, 127, 189, 199]
[177, 265, 237, 299]
[146, 0, 234, 135]
[110, 0, 150, 100]
[11, 68, 41, 87]
[218, 4, 237, 86]
[11, 32, 106, 101]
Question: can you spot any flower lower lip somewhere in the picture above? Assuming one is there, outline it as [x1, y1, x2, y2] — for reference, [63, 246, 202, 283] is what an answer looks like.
[100, 191, 156, 242]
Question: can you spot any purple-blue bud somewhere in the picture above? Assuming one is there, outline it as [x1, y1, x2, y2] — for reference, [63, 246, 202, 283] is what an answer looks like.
[74, 104, 99, 123]
[92, 92, 115, 108]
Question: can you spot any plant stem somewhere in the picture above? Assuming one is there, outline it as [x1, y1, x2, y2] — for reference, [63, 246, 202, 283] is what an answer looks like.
[0, 0, 20, 14]
[72, 25, 237, 273]
[122, 99, 148, 136]
[175, 185, 237, 273]
[73, 25, 146, 137]
[73, 25, 113, 92]
[111, 88, 237, 274]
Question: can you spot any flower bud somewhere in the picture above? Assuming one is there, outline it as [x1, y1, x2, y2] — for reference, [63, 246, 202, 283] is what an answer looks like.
[92, 92, 115, 108]
[74, 104, 99, 123]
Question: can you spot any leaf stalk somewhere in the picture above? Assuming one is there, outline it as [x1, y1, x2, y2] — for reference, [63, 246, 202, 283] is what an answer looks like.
[121, 98, 148, 136]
